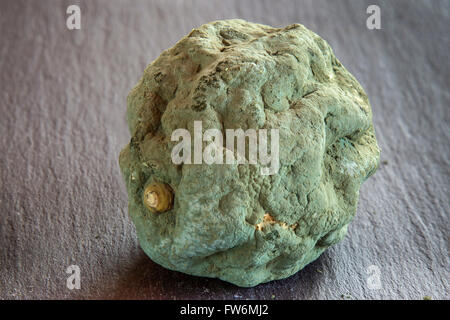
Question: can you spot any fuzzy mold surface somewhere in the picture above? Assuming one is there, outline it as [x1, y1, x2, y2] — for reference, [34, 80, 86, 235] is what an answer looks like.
[119, 19, 380, 287]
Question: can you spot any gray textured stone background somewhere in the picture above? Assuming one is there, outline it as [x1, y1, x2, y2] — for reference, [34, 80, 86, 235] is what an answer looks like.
[0, 0, 448, 300]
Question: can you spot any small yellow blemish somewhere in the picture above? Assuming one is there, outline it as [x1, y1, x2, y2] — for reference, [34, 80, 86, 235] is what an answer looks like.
[143, 182, 174, 213]
[255, 213, 297, 231]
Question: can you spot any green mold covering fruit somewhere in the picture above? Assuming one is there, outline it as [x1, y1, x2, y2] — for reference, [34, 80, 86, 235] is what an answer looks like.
[119, 19, 380, 287]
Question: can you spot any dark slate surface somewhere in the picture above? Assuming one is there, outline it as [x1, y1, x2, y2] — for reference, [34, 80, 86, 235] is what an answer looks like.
[0, 0, 448, 300]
